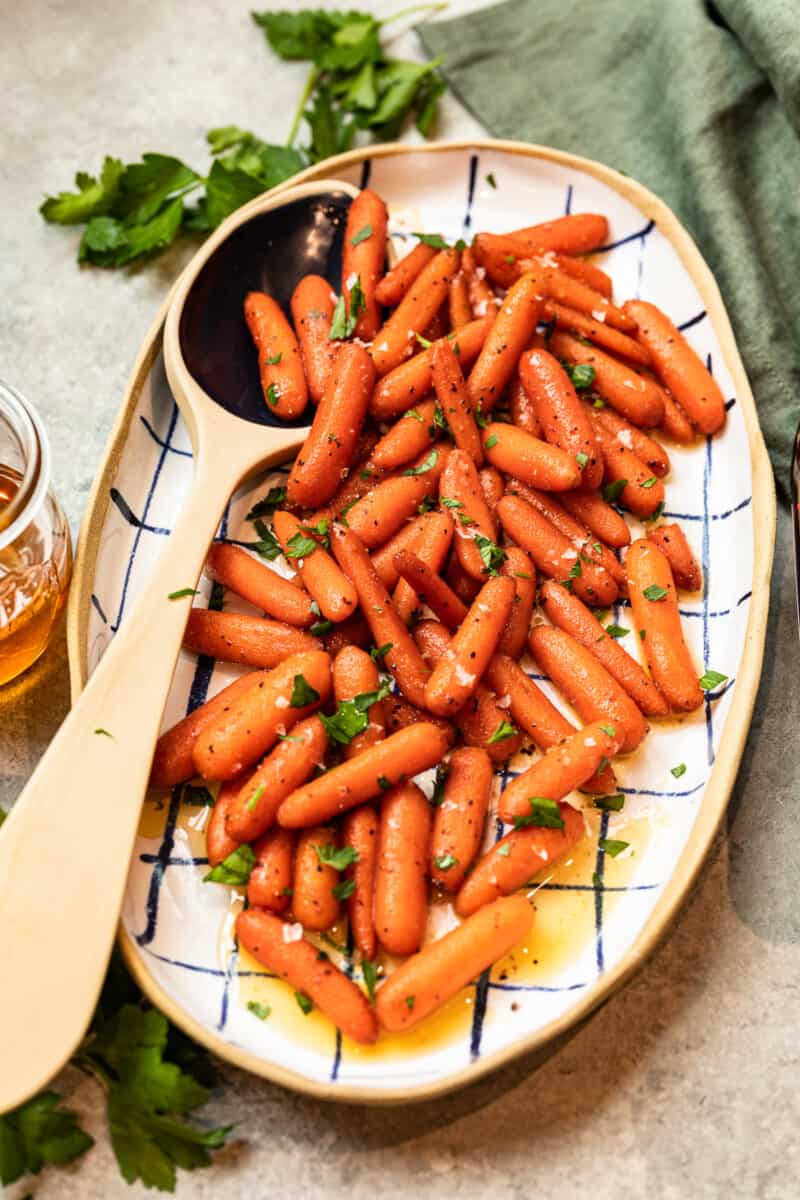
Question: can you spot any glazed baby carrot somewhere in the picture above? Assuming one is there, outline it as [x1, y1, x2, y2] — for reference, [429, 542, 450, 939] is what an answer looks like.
[591, 404, 670, 476]
[623, 299, 726, 434]
[345, 444, 447, 549]
[591, 417, 666, 519]
[483, 423, 582, 491]
[430, 747, 492, 891]
[497, 494, 618, 607]
[479, 465, 505, 510]
[323, 611, 372, 657]
[206, 780, 244, 867]
[330, 523, 430, 706]
[333, 645, 387, 760]
[370, 316, 493, 420]
[528, 626, 648, 753]
[423, 303, 449, 343]
[462, 245, 500, 317]
[658, 387, 697, 444]
[559, 489, 631, 548]
[382, 693, 458, 746]
[369, 399, 437, 472]
[455, 807, 584, 917]
[498, 546, 536, 657]
[370, 248, 460, 376]
[540, 580, 669, 718]
[183, 609, 321, 668]
[371, 510, 441, 590]
[243, 291, 308, 420]
[206, 543, 315, 628]
[543, 269, 636, 333]
[226, 715, 328, 842]
[193, 649, 331, 781]
[277, 723, 450, 828]
[440, 447, 497, 580]
[432, 338, 485, 465]
[393, 550, 468, 630]
[449, 271, 473, 330]
[292, 825, 341, 932]
[647, 523, 702, 591]
[342, 805, 379, 959]
[273, 510, 358, 623]
[150, 671, 265, 789]
[550, 331, 664, 428]
[472, 236, 614, 297]
[519, 348, 603, 488]
[342, 188, 388, 340]
[498, 721, 621, 823]
[376, 895, 533, 1031]
[508, 212, 609, 255]
[625, 538, 705, 711]
[467, 271, 544, 414]
[236, 909, 378, 1045]
[392, 509, 454, 624]
[286, 342, 375, 509]
[247, 827, 294, 913]
[424, 576, 515, 717]
[509, 369, 543, 437]
[290, 274, 339, 404]
[544, 301, 651, 365]
[446, 555, 481, 605]
[374, 781, 432, 957]
[375, 241, 437, 307]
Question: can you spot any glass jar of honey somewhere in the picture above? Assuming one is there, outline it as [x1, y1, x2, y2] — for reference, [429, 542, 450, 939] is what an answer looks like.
[0, 380, 72, 686]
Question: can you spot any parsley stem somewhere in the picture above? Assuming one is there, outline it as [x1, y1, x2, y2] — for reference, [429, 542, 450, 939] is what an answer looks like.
[381, 2, 448, 26]
[287, 65, 318, 148]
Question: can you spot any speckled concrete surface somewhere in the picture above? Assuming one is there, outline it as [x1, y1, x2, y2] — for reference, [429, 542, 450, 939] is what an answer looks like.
[2, 2, 799, 1196]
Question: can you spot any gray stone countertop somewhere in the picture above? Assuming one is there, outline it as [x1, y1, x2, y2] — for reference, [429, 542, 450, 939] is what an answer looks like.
[1, 2, 798, 1195]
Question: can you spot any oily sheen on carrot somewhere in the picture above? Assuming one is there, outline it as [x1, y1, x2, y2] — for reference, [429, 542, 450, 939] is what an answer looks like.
[273, 510, 358, 623]
[370, 316, 493, 420]
[237, 909, 377, 1045]
[206, 542, 315, 628]
[647, 524, 702, 591]
[591, 404, 670, 476]
[432, 337, 484, 465]
[342, 188, 388, 341]
[550, 330, 664, 428]
[376, 896, 533, 1031]
[560, 490, 631, 549]
[374, 781, 432, 957]
[449, 271, 473, 330]
[226, 715, 328, 843]
[243, 291, 308, 420]
[369, 399, 437, 473]
[342, 805, 379, 960]
[292, 825, 341, 932]
[544, 301, 651, 365]
[370, 248, 460, 376]
[483, 423, 582, 491]
[392, 508, 454, 624]
[345, 444, 447, 549]
[247, 827, 294, 913]
[440, 447, 497, 579]
[205, 781, 243, 867]
[424, 576, 515, 717]
[498, 721, 620, 823]
[290, 274, 339, 404]
[467, 272, 544, 414]
[393, 550, 468, 630]
[276, 723, 450, 828]
[183, 608, 320, 668]
[430, 747, 493, 891]
[519, 347, 603, 489]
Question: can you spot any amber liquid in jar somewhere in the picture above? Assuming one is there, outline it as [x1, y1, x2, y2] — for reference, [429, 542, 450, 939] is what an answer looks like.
[0, 464, 71, 686]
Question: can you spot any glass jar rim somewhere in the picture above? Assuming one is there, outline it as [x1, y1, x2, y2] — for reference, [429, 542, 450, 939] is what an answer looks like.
[0, 379, 52, 552]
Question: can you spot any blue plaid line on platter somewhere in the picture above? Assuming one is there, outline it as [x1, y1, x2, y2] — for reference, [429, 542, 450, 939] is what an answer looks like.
[461, 152, 479, 237]
[140, 414, 193, 458]
[564, 183, 573, 215]
[596, 219, 655, 253]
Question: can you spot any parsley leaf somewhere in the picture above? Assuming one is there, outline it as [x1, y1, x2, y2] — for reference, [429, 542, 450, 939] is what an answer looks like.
[575, 451, 589, 469]
[671, 763, 687, 778]
[643, 584, 668, 601]
[290, 673, 321, 707]
[593, 794, 625, 812]
[329, 276, 365, 340]
[247, 485, 287, 520]
[513, 797, 565, 830]
[203, 844, 255, 886]
[602, 478, 627, 504]
[605, 623, 629, 639]
[295, 991, 313, 1015]
[370, 642, 393, 662]
[314, 843, 359, 871]
[247, 1001, 272, 1020]
[433, 853, 458, 871]
[350, 222, 372, 245]
[699, 669, 728, 691]
[599, 837, 629, 858]
[167, 587, 199, 600]
[249, 520, 282, 561]
[333, 878, 356, 900]
[487, 719, 518, 745]
[474, 533, 506, 576]
[403, 449, 438, 476]
[285, 531, 319, 559]
[484, 434, 498, 450]
[320, 681, 391, 744]
[0, 1092, 93, 1185]
[565, 363, 596, 390]
[412, 231, 449, 248]
[362, 960, 379, 1003]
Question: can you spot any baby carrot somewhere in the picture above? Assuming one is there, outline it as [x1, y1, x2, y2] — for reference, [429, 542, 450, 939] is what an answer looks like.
[206, 543, 315, 628]
[497, 494, 618, 606]
[392, 508, 454, 624]
[498, 721, 620, 823]
[479, 465, 505, 510]
[193, 649, 332, 781]
[237, 909, 378, 1044]
[423, 303, 450, 343]
[247, 827, 295, 913]
[647, 523, 702, 591]
[323, 612, 372, 657]
[467, 272, 544, 414]
[293, 825, 341, 932]
[226, 715, 328, 842]
[277, 723, 449, 828]
[432, 338, 485, 465]
[483, 423, 582, 491]
[290, 275, 339, 405]
[342, 805, 379, 960]
[183, 609, 320, 668]
[462, 245, 500, 317]
[342, 188, 388, 341]
[370, 316, 493, 421]
[560, 490, 631, 549]
[333, 646, 387, 760]
[345, 444, 447, 549]
[591, 404, 670, 477]
[591, 418, 666, 519]
[445, 556, 481, 606]
[498, 545, 536, 657]
[658, 387, 697, 444]
[243, 291, 308, 420]
[430, 747, 492, 891]
[394, 550, 468, 630]
[424, 576, 515, 717]
[544, 301, 651, 366]
[330, 523, 430, 706]
[376, 896, 533, 1031]
[623, 300, 726, 434]
[375, 241, 437, 308]
[206, 781, 244, 867]
[374, 781, 432, 957]
[273, 510, 358, 623]
[519, 348, 603, 488]
[371, 511, 440, 590]
[382, 693, 458, 747]
[150, 672, 264, 790]
[528, 626, 648, 753]
[540, 580, 669, 717]
[370, 248, 460, 375]
[544, 269, 636, 333]
[286, 342, 375, 510]
[440, 447, 497, 580]
[626, 538, 705, 711]
[369, 399, 437, 473]
[455, 808, 584, 917]
[509, 368, 543, 437]
[508, 212, 609, 255]
[551, 330, 664, 428]
[449, 271, 473, 330]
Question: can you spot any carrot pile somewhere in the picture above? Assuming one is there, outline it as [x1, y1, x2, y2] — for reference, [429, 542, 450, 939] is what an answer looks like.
[152, 189, 728, 1046]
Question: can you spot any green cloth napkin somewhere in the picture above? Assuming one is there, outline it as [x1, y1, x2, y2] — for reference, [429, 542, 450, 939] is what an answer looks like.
[419, 0, 800, 493]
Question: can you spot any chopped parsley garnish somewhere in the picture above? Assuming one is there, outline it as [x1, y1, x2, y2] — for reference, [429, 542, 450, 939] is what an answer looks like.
[266, 383, 280, 407]
[249, 519, 282, 561]
[513, 797, 565, 830]
[602, 478, 627, 504]
[329, 276, 365, 340]
[593, 794, 625, 812]
[487, 719, 518, 745]
[332, 878, 356, 900]
[404, 995, 416, 1011]
[642, 584, 668, 601]
[246, 784, 266, 813]
[598, 724, 616, 737]
[412, 231, 449, 249]
[403, 449, 438, 476]
[320, 681, 391, 744]
[484, 434, 498, 450]
[285, 531, 318, 559]
[310, 618, 333, 636]
[290, 673, 321, 707]
[265, 352, 282, 365]
[431, 761, 450, 807]
[370, 642, 393, 662]
[605, 623, 629, 639]
[565, 363, 596, 390]
[94, 728, 114, 738]
[295, 992, 313, 1016]
[377, 775, 391, 791]
[434, 853, 458, 871]
[575, 452, 589, 469]
[475, 406, 488, 429]
[474, 533, 506, 576]
[485, 172, 497, 189]
[247, 485, 286, 520]
[599, 837, 629, 858]
[441, 497, 463, 510]
[247, 1001, 272, 1020]
[497, 842, 511, 857]
[415, 333, 433, 349]
[314, 844, 360, 872]
[640, 476, 658, 489]
[699, 669, 728, 691]
[203, 844, 255, 886]
[362, 960, 378, 1003]
[350, 223, 372, 246]
[671, 763, 687, 778]
[504, 253, 516, 264]
[645, 501, 666, 522]
[167, 587, 199, 600]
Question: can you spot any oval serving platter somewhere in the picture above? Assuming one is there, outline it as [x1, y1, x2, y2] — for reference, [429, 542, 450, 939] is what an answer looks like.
[67, 141, 775, 1104]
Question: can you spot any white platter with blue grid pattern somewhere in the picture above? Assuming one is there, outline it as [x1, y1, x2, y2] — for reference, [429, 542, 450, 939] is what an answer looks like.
[68, 142, 774, 1103]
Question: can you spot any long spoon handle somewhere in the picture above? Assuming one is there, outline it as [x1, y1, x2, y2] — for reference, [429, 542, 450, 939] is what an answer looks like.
[0, 442, 250, 1112]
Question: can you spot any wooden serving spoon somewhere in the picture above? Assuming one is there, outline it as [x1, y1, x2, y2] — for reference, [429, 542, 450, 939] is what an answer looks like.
[0, 177, 360, 1112]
